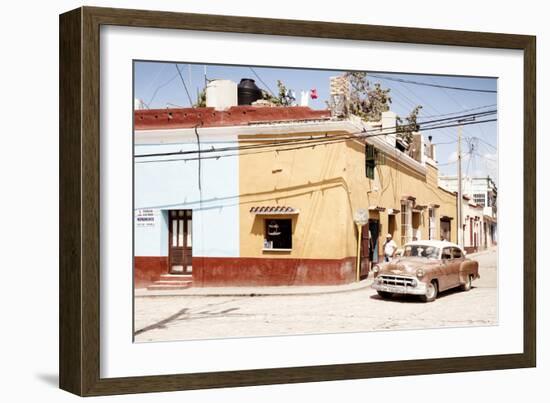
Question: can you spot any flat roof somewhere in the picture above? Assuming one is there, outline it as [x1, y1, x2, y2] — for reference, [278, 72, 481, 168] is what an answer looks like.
[134, 106, 332, 130]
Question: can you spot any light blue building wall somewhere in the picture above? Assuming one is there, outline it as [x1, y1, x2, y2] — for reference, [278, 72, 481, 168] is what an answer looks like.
[134, 136, 240, 258]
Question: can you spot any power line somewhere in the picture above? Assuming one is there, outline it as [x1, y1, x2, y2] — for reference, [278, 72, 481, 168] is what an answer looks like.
[146, 72, 179, 108]
[175, 64, 194, 107]
[419, 104, 497, 118]
[472, 136, 497, 150]
[249, 67, 275, 96]
[135, 117, 497, 164]
[381, 77, 459, 142]
[135, 110, 496, 159]
[432, 139, 458, 145]
[368, 73, 497, 94]
[425, 75, 492, 142]
[473, 151, 497, 162]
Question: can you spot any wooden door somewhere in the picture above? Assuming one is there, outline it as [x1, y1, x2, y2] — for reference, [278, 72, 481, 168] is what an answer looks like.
[368, 219, 380, 263]
[168, 210, 192, 274]
[360, 224, 370, 278]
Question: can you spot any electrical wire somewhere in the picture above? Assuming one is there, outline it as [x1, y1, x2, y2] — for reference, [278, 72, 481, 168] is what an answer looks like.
[135, 110, 496, 159]
[135, 118, 497, 164]
[249, 67, 275, 96]
[175, 64, 194, 106]
[419, 104, 497, 119]
[368, 73, 497, 94]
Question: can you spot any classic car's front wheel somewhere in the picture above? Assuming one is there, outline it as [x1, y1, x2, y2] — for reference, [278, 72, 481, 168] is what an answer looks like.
[377, 291, 393, 299]
[421, 280, 438, 302]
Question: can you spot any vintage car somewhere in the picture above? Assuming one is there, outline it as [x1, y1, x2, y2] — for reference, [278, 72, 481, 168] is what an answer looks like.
[372, 240, 480, 302]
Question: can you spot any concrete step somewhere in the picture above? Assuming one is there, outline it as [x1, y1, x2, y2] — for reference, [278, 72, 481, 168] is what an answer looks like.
[146, 273, 193, 291]
[159, 274, 193, 281]
[147, 282, 192, 291]
[152, 280, 192, 286]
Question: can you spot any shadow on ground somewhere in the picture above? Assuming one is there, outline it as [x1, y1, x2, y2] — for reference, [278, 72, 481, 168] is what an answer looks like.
[369, 286, 476, 303]
[35, 373, 58, 388]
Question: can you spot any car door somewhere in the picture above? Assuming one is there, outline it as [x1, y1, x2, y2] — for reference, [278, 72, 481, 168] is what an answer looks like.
[447, 247, 464, 287]
[440, 247, 453, 290]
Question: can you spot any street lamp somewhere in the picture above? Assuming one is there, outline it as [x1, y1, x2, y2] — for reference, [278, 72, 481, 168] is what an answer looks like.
[353, 208, 369, 282]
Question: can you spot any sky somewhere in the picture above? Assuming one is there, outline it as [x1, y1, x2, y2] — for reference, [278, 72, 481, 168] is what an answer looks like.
[134, 61, 498, 184]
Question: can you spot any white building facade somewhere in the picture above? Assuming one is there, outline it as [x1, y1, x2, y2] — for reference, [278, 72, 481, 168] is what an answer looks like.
[439, 175, 498, 250]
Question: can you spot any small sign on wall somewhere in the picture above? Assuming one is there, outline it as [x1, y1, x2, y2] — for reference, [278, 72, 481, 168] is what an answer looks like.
[135, 209, 157, 227]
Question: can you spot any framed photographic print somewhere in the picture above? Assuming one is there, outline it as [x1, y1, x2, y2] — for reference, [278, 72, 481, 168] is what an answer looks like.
[59, 6, 536, 396]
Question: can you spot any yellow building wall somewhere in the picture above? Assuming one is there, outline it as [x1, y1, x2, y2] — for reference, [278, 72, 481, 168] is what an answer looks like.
[238, 131, 457, 260]
[239, 132, 353, 260]
[342, 140, 457, 259]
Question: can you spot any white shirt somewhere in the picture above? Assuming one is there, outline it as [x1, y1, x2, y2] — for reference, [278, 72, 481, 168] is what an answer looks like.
[384, 239, 397, 256]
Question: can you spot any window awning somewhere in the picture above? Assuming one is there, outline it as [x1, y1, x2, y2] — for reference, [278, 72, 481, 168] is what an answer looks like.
[387, 208, 401, 215]
[368, 205, 386, 212]
[440, 215, 454, 221]
[249, 206, 300, 215]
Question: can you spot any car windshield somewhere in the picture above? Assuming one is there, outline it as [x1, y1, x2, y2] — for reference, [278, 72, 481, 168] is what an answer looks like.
[403, 245, 440, 259]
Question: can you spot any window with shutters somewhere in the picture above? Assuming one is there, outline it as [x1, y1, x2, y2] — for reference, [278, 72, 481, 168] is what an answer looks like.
[365, 144, 376, 180]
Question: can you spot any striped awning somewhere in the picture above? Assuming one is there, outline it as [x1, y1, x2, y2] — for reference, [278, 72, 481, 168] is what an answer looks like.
[249, 206, 299, 215]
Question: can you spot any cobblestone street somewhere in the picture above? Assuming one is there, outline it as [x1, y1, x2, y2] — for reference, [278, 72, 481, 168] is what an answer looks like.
[134, 248, 497, 342]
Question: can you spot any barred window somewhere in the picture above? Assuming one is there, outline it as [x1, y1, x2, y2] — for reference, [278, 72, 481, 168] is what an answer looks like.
[473, 193, 486, 206]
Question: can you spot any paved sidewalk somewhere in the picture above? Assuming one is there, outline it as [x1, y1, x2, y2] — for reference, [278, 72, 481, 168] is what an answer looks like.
[135, 277, 374, 298]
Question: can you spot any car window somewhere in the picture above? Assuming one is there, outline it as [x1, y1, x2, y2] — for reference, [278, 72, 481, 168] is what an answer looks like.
[441, 247, 452, 260]
[452, 247, 463, 259]
[403, 245, 440, 258]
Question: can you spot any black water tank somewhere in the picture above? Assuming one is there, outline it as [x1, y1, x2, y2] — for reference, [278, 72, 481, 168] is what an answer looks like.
[237, 78, 262, 105]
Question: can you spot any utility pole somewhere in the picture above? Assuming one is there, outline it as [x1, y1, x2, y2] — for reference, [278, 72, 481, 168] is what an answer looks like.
[457, 116, 475, 247]
[457, 123, 463, 247]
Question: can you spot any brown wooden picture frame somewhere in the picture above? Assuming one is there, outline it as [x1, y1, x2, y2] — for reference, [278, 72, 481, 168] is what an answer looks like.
[59, 6, 536, 396]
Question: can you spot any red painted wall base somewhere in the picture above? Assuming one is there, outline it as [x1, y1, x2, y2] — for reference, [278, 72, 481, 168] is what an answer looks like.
[134, 256, 168, 288]
[134, 256, 357, 287]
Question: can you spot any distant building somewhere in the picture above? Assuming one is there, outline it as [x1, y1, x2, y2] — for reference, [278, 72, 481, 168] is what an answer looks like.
[439, 175, 498, 249]
[133, 78, 458, 289]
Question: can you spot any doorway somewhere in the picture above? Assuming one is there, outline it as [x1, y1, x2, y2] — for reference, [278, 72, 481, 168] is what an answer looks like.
[168, 210, 192, 274]
[368, 219, 380, 263]
[440, 218, 451, 241]
[388, 214, 397, 241]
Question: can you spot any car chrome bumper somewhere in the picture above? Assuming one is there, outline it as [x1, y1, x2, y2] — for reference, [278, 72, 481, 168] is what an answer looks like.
[372, 276, 427, 296]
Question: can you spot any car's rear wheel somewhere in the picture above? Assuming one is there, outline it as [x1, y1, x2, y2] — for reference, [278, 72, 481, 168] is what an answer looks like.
[421, 280, 438, 302]
[460, 274, 473, 291]
[377, 291, 393, 299]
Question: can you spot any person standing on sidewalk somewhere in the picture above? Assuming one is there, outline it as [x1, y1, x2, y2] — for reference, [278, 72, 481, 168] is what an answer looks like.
[383, 234, 397, 262]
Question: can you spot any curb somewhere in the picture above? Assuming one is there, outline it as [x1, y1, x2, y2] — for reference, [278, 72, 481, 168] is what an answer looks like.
[135, 278, 374, 298]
